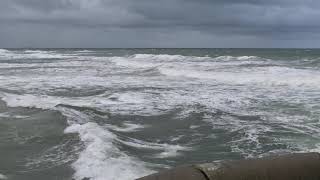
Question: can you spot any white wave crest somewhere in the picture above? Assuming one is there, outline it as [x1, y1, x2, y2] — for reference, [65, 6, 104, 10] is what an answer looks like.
[0, 49, 72, 60]
[23, 50, 71, 59]
[110, 57, 159, 68]
[74, 50, 94, 53]
[110, 54, 210, 68]
[0, 49, 10, 53]
[0, 49, 13, 60]
[0, 93, 62, 109]
[131, 54, 209, 61]
[107, 122, 146, 132]
[0, 92, 162, 116]
[159, 66, 320, 88]
[65, 122, 152, 180]
[0, 174, 7, 180]
[117, 137, 189, 158]
[109, 54, 267, 72]
[213, 56, 259, 61]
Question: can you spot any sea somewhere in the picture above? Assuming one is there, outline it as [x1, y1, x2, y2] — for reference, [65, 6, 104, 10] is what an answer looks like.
[0, 48, 319, 180]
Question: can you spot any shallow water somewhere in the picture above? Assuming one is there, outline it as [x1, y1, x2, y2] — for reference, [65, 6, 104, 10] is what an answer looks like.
[0, 49, 319, 180]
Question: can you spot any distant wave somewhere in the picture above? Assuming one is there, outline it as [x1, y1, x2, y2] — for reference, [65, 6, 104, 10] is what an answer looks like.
[130, 53, 211, 61]
[110, 54, 266, 70]
[159, 66, 320, 88]
[0, 49, 72, 60]
[74, 50, 95, 53]
[129, 54, 261, 61]
[0, 49, 9, 53]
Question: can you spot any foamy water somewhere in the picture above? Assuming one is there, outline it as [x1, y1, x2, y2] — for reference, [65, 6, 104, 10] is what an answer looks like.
[0, 49, 319, 180]
[0, 174, 7, 180]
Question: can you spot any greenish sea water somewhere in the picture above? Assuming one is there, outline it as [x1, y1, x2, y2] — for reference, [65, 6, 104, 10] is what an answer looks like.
[0, 49, 319, 180]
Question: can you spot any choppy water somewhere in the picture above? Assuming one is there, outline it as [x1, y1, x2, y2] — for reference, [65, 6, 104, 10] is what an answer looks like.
[0, 48, 319, 180]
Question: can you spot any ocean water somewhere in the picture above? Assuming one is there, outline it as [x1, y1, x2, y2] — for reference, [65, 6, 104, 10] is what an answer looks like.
[0, 48, 319, 180]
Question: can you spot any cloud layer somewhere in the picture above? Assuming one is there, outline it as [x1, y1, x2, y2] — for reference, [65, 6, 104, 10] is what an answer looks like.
[0, 0, 319, 48]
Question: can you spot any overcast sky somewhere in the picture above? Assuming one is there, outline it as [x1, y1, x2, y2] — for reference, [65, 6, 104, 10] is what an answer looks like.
[0, 0, 319, 48]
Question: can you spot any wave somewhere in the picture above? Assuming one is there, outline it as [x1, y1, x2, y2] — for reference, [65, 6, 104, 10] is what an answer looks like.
[0, 49, 10, 53]
[24, 50, 50, 53]
[110, 54, 211, 69]
[117, 136, 190, 158]
[23, 50, 71, 59]
[0, 174, 7, 180]
[65, 122, 152, 180]
[213, 55, 260, 61]
[110, 57, 159, 68]
[297, 58, 320, 68]
[24, 138, 82, 172]
[130, 54, 261, 62]
[0, 91, 155, 114]
[159, 66, 320, 88]
[0, 49, 13, 60]
[130, 54, 210, 61]
[74, 50, 95, 53]
[0, 92, 162, 116]
[110, 54, 268, 73]
[0, 93, 153, 180]
[107, 122, 146, 132]
[0, 93, 63, 109]
[0, 49, 72, 60]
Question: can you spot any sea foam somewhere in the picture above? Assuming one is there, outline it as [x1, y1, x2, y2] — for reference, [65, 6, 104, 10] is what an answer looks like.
[0, 174, 7, 180]
[159, 66, 320, 88]
[65, 123, 152, 180]
[0, 49, 71, 60]
[117, 137, 189, 158]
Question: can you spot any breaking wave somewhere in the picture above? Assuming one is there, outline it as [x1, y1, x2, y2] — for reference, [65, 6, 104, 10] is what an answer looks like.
[0, 49, 72, 60]
[0, 174, 7, 180]
[65, 122, 152, 180]
[0, 93, 155, 180]
[159, 66, 320, 88]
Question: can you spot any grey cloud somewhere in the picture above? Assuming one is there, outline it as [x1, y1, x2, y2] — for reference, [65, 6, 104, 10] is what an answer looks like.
[0, 0, 320, 48]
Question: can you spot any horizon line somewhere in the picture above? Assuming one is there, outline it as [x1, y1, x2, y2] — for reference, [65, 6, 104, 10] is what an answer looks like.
[2, 47, 320, 49]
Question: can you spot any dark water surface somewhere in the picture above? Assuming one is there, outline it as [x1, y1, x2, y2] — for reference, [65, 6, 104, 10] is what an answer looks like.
[0, 49, 319, 180]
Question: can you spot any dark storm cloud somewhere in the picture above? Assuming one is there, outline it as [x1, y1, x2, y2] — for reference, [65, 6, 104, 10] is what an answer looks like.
[0, 0, 320, 47]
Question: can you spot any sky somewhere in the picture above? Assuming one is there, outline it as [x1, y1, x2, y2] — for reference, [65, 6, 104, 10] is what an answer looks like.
[0, 0, 319, 48]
